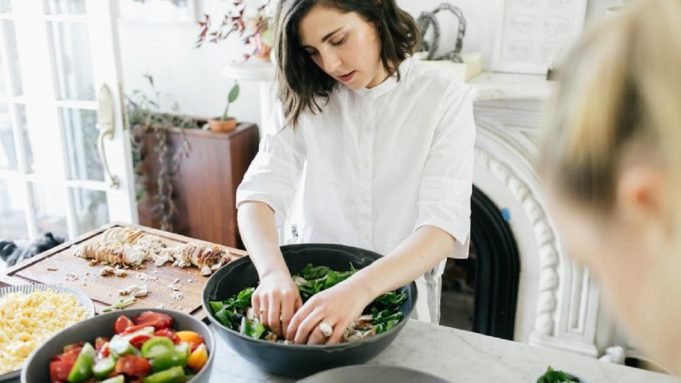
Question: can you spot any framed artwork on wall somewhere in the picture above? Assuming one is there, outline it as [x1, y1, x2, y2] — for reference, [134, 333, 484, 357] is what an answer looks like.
[490, 0, 587, 75]
[118, 0, 199, 24]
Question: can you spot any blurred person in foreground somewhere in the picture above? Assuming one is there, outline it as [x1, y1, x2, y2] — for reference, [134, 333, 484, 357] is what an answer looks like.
[539, 0, 681, 375]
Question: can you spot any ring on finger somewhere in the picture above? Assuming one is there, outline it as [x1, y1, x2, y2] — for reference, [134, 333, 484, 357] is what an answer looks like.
[319, 322, 333, 337]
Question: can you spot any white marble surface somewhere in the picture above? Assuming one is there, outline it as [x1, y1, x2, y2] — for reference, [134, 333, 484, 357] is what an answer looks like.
[222, 60, 555, 103]
[208, 319, 678, 383]
[468, 71, 555, 102]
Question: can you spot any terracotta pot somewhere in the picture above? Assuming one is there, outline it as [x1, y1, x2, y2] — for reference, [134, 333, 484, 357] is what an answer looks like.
[208, 117, 237, 133]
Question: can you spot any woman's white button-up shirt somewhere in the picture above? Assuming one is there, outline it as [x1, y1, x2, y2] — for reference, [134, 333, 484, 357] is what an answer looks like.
[237, 58, 475, 260]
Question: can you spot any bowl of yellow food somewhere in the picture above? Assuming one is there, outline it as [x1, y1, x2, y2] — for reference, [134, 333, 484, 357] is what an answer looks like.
[0, 284, 94, 381]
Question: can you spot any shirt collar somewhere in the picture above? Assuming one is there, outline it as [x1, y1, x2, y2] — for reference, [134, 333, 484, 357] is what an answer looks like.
[351, 57, 413, 99]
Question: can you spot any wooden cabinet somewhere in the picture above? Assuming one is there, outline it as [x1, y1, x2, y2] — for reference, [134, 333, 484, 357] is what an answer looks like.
[138, 123, 259, 249]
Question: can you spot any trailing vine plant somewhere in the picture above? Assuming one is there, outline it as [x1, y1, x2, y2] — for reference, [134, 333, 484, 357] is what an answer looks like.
[127, 74, 201, 232]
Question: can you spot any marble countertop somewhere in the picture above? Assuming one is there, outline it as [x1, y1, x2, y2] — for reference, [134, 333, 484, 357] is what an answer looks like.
[208, 319, 678, 383]
[2, 314, 675, 382]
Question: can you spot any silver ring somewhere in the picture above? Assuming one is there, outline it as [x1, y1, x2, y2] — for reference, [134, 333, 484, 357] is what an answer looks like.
[319, 322, 333, 337]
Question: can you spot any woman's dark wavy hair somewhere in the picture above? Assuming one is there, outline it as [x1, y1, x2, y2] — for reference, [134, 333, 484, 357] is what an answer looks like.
[273, 0, 420, 126]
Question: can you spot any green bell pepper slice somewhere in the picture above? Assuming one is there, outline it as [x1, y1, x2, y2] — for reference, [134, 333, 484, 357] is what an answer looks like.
[143, 365, 186, 383]
[149, 343, 189, 372]
[101, 376, 125, 383]
[109, 335, 137, 357]
[67, 342, 96, 383]
[141, 337, 175, 359]
[92, 356, 116, 379]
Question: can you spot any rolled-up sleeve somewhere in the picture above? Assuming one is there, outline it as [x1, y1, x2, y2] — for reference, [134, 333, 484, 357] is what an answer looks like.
[414, 85, 475, 256]
[236, 105, 304, 228]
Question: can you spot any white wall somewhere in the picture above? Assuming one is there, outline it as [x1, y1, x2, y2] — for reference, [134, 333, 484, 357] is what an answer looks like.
[118, 0, 625, 127]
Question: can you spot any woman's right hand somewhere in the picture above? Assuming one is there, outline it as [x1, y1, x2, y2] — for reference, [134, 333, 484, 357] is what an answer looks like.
[251, 270, 303, 338]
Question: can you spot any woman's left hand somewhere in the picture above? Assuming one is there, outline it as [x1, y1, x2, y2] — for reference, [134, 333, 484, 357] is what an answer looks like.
[285, 279, 373, 345]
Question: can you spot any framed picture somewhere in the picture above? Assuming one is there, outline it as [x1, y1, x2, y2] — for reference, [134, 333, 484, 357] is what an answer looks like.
[490, 0, 587, 75]
[118, 0, 199, 24]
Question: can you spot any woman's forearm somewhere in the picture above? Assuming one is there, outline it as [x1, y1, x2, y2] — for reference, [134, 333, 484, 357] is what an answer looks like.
[237, 201, 290, 278]
[349, 225, 457, 301]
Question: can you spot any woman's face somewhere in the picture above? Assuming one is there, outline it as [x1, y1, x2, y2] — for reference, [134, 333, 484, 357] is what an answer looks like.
[298, 4, 388, 90]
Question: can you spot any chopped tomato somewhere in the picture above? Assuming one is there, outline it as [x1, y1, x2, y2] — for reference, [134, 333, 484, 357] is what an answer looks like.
[176, 331, 204, 351]
[115, 355, 151, 378]
[49, 359, 74, 383]
[97, 344, 110, 359]
[134, 311, 173, 330]
[95, 336, 109, 351]
[55, 346, 82, 364]
[154, 328, 180, 344]
[122, 323, 154, 335]
[129, 333, 152, 349]
[114, 315, 134, 334]
[62, 342, 83, 353]
[50, 346, 84, 382]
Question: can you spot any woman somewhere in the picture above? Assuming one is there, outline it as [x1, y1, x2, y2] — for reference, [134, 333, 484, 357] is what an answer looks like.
[237, 0, 475, 345]
[540, 0, 681, 374]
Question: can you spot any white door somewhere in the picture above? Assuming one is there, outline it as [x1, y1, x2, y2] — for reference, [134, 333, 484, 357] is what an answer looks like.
[0, 0, 136, 242]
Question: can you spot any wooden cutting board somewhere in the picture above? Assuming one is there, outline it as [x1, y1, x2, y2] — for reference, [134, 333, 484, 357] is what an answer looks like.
[0, 222, 247, 318]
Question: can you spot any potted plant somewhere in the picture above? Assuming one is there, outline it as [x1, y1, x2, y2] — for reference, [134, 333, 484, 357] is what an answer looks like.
[208, 82, 240, 133]
[127, 74, 202, 232]
[196, 0, 274, 62]
[126, 75, 260, 247]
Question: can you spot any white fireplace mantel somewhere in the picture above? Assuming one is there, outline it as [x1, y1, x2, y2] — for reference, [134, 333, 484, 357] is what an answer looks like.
[468, 73, 604, 357]
[225, 61, 614, 359]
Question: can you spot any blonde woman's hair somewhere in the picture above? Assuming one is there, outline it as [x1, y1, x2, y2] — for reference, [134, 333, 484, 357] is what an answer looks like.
[540, 0, 681, 211]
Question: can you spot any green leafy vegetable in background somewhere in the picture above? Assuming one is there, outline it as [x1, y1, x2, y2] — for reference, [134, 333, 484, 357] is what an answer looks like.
[209, 263, 407, 341]
[537, 367, 580, 383]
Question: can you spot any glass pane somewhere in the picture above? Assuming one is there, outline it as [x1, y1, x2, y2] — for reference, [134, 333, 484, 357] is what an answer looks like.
[0, 178, 29, 241]
[44, 0, 86, 14]
[70, 187, 108, 235]
[1, 20, 24, 96]
[31, 181, 68, 239]
[0, 0, 11, 13]
[48, 21, 95, 100]
[0, 102, 17, 170]
[20, 103, 55, 175]
[0, 53, 6, 95]
[60, 108, 102, 181]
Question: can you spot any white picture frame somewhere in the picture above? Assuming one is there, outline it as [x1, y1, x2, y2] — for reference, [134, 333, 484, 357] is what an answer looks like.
[118, 0, 199, 24]
[490, 0, 587, 75]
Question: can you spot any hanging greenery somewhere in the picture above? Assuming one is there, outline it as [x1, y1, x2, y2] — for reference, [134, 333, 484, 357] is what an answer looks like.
[127, 74, 201, 232]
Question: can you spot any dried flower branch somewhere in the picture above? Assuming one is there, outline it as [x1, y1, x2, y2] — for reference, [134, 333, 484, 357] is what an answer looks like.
[195, 0, 273, 61]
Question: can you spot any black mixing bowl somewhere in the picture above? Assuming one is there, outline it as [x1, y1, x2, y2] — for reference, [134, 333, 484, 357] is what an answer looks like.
[202, 243, 417, 379]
